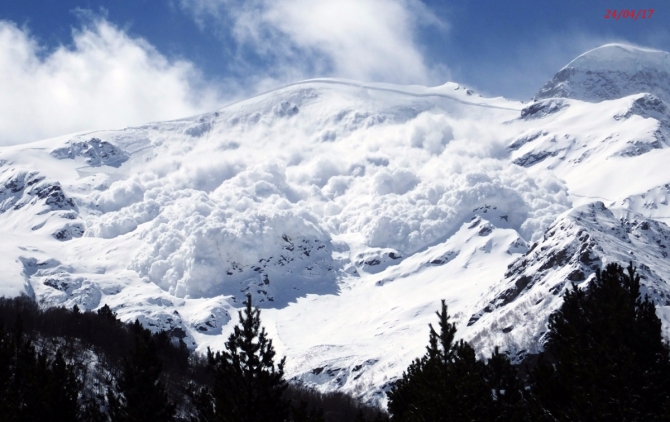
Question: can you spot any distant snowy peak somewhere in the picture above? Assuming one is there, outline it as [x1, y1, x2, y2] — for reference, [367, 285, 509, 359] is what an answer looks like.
[5, 49, 670, 406]
[535, 44, 670, 103]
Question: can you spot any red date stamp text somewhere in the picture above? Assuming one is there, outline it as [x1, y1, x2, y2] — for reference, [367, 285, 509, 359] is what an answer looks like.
[605, 9, 654, 20]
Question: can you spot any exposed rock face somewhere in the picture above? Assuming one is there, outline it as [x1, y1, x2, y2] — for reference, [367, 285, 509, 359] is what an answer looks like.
[465, 202, 670, 361]
[191, 306, 231, 335]
[520, 99, 569, 120]
[51, 138, 128, 167]
[21, 257, 101, 310]
[354, 248, 403, 274]
[0, 170, 76, 213]
[51, 223, 85, 241]
[622, 94, 669, 120]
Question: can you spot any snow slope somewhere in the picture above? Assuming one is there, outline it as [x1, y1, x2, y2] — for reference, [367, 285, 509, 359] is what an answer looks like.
[2, 45, 670, 405]
[536, 44, 670, 103]
[465, 202, 670, 362]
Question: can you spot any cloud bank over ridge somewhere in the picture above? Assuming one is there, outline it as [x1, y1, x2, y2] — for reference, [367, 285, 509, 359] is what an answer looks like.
[179, 0, 448, 89]
[0, 18, 224, 145]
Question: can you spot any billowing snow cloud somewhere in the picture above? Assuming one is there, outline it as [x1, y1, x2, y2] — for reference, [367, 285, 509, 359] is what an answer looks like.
[180, 0, 446, 86]
[0, 19, 224, 145]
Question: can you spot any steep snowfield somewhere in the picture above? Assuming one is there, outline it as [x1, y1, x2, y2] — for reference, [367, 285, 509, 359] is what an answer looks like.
[2, 46, 670, 405]
[511, 93, 670, 215]
[465, 202, 670, 362]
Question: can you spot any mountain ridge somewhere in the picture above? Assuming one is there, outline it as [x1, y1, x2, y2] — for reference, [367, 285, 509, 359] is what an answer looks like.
[1, 43, 670, 405]
[535, 43, 670, 103]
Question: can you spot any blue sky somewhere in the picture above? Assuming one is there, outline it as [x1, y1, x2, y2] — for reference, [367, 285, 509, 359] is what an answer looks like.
[0, 0, 668, 144]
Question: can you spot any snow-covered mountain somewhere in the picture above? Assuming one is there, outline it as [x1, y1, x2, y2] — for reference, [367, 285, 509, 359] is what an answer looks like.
[2, 44, 670, 405]
[535, 44, 670, 103]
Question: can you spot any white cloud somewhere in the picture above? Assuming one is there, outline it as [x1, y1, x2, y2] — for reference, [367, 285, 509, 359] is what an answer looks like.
[180, 0, 446, 86]
[0, 19, 225, 145]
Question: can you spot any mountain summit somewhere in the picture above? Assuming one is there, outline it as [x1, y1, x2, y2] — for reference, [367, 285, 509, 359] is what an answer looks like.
[1, 45, 670, 405]
[535, 44, 670, 103]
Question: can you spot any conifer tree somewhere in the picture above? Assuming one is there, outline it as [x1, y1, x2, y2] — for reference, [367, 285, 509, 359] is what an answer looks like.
[0, 321, 10, 415]
[486, 347, 527, 421]
[291, 401, 325, 422]
[0, 316, 44, 420]
[109, 325, 176, 422]
[97, 304, 119, 323]
[192, 294, 289, 422]
[387, 300, 513, 421]
[531, 262, 670, 420]
[48, 349, 82, 422]
[0, 316, 81, 421]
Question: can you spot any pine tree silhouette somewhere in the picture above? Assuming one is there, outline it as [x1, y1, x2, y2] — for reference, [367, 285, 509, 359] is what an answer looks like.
[387, 300, 523, 421]
[292, 400, 325, 422]
[192, 294, 289, 422]
[0, 321, 11, 417]
[486, 347, 527, 421]
[531, 262, 670, 420]
[97, 304, 119, 324]
[48, 349, 81, 422]
[0, 316, 81, 421]
[109, 323, 176, 422]
[1, 315, 44, 420]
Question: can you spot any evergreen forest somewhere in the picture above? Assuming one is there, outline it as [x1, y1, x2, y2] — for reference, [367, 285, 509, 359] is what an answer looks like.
[1, 262, 669, 421]
[388, 262, 670, 421]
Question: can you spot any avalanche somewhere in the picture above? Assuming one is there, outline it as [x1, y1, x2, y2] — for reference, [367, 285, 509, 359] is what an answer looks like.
[1, 44, 670, 405]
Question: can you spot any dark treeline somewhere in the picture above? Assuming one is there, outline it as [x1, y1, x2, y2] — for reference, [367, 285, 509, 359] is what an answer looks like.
[0, 296, 387, 421]
[2, 261, 667, 421]
[388, 262, 670, 421]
